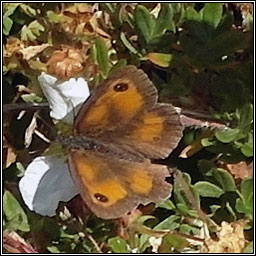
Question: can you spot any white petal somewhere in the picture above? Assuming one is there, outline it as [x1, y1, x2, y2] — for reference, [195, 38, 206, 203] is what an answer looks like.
[19, 156, 79, 216]
[38, 73, 90, 124]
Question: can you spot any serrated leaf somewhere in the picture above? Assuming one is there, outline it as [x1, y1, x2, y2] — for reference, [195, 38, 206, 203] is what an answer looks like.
[215, 128, 240, 143]
[95, 38, 109, 76]
[3, 191, 30, 232]
[21, 21, 44, 41]
[108, 237, 131, 253]
[203, 3, 223, 28]
[21, 94, 43, 104]
[20, 3, 36, 17]
[134, 5, 156, 43]
[194, 181, 224, 198]
[3, 3, 20, 17]
[3, 3, 19, 35]
[47, 11, 72, 23]
[29, 20, 44, 36]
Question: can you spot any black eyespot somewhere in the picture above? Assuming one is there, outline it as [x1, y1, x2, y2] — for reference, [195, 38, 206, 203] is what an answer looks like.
[153, 136, 160, 142]
[114, 83, 128, 92]
[94, 193, 108, 202]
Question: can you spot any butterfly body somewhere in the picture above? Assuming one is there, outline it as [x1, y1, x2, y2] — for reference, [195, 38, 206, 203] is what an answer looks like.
[65, 66, 183, 219]
[62, 135, 145, 163]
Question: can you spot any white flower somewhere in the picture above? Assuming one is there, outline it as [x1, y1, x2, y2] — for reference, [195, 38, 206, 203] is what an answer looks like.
[38, 72, 90, 124]
[19, 156, 79, 216]
[19, 73, 90, 216]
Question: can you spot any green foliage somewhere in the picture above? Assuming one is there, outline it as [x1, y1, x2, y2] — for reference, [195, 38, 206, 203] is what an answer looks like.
[95, 38, 110, 77]
[21, 20, 45, 41]
[3, 191, 30, 232]
[3, 2, 253, 253]
[235, 178, 253, 219]
[108, 237, 131, 253]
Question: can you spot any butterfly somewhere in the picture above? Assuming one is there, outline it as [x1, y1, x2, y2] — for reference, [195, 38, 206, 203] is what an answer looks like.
[62, 65, 183, 219]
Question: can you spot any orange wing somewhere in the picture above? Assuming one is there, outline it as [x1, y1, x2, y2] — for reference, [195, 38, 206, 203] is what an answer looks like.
[68, 148, 171, 219]
[111, 103, 183, 159]
[75, 65, 183, 159]
[75, 66, 157, 135]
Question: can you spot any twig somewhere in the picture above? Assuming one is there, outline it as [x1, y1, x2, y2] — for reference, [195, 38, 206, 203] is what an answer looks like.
[87, 234, 103, 253]
[3, 103, 49, 113]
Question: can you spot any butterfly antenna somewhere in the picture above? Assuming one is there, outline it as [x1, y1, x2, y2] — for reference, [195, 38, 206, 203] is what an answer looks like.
[34, 112, 58, 141]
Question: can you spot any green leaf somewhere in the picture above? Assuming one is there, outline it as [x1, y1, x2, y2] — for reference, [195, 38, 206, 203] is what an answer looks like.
[202, 3, 223, 28]
[239, 103, 253, 129]
[134, 5, 156, 43]
[209, 204, 221, 215]
[154, 4, 175, 35]
[21, 94, 43, 104]
[3, 3, 20, 17]
[29, 20, 45, 36]
[3, 16, 13, 36]
[176, 203, 198, 217]
[21, 21, 45, 41]
[185, 7, 201, 22]
[20, 3, 36, 17]
[225, 201, 237, 221]
[241, 142, 253, 157]
[159, 233, 188, 253]
[236, 177, 253, 218]
[3, 3, 19, 35]
[197, 159, 216, 176]
[95, 38, 109, 76]
[47, 11, 72, 23]
[201, 137, 215, 147]
[243, 241, 253, 253]
[144, 53, 172, 67]
[120, 32, 138, 55]
[215, 128, 240, 143]
[157, 199, 176, 210]
[179, 224, 200, 235]
[154, 215, 181, 231]
[194, 181, 224, 198]
[3, 191, 30, 232]
[241, 178, 253, 201]
[212, 168, 236, 192]
[108, 237, 131, 253]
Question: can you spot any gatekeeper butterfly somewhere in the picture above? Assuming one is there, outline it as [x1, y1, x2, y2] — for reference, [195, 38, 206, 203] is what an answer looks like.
[62, 66, 183, 219]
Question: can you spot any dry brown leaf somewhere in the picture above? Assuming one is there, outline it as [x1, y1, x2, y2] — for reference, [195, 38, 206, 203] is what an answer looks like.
[19, 44, 51, 61]
[3, 136, 17, 168]
[24, 112, 38, 148]
[3, 231, 38, 253]
[224, 161, 253, 179]
[4, 37, 24, 57]
[202, 221, 247, 253]
[47, 46, 86, 79]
